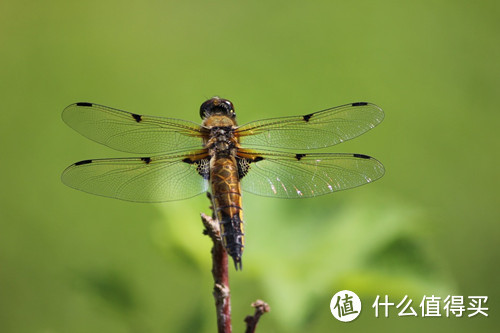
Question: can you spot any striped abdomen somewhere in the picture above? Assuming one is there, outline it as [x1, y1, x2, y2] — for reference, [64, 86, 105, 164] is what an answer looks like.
[210, 156, 245, 270]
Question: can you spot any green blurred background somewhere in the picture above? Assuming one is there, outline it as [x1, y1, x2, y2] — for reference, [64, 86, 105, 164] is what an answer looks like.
[1, 0, 498, 332]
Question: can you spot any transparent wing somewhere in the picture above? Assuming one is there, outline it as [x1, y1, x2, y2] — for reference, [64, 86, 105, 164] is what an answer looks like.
[239, 149, 385, 198]
[61, 150, 209, 202]
[62, 103, 206, 154]
[237, 102, 384, 150]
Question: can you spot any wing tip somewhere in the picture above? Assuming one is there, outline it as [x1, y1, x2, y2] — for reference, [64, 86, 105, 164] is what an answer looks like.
[75, 102, 93, 107]
[352, 153, 371, 159]
[352, 102, 368, 107]
[74, 159, 93, 166]
[63, 102, 93, 111]
[351, 101, 384, 121]
[62, 102, 94, 124]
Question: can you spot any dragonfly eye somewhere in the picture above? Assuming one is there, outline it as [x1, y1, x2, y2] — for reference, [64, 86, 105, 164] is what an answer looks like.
[200, 97, 236, 119]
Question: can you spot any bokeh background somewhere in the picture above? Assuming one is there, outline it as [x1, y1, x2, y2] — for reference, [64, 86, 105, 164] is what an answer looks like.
[1, 0, 498, 332]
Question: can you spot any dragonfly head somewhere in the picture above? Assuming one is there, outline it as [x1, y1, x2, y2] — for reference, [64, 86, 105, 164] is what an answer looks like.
[200, 97, 236, 119]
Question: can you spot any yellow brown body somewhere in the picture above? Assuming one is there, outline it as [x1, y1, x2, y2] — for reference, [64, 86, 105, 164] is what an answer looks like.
[210, 156, 244, 269]
[201, 100, 245, 269]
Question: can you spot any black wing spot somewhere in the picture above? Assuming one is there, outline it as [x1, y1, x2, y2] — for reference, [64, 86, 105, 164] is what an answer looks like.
[352, 102, 368, 107]
[76, 102, 93, 107]
[237, 158, 250, 179]
[131, 113, 142, 122]
[238, 156, 264, 179]
[141, 157, 152, 164]
[353, 153, 371, 159]
[197, 159, 210, 180]
[74, 159, 93, 166]
[184, 158, 209, 179]
[303, 113, 313, 122]
[295, 153, 306, 161]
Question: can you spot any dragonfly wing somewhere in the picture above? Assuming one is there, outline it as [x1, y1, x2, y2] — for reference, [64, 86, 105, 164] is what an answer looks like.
[238, 149, 385, 198]
[237, 102, 384, 150]
[61, 150, 210, 202]
[62, 103, 206, 154]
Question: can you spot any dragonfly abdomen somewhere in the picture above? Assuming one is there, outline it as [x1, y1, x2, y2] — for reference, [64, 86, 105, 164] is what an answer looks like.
[210, 157, 245, 270]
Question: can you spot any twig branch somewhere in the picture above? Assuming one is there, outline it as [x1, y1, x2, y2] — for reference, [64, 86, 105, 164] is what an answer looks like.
[202, 193, 270, 332]
[201, 212, 232, 333]
[244, 300, 271, 333]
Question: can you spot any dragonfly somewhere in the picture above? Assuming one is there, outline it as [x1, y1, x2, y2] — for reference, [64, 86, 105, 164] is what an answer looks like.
[62, 97, 385, 270]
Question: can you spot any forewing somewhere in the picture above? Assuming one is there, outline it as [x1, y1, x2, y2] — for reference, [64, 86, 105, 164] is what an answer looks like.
[62, 103, 206, 154]
[237, 102, 384, 150]
[238, 150, 385, 198]
[61, 150, 209, 202]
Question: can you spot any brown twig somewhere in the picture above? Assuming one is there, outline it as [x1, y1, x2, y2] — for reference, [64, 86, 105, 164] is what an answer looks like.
[244, 300, 271, 333]
[201, 212, 232, 333]
[202, 193, 270, 332]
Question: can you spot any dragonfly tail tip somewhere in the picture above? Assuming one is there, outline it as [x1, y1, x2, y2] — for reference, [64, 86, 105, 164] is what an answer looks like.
[233, 257, 243, 271]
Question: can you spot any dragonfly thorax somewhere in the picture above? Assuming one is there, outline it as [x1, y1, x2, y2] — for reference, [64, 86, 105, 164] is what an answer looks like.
[207, 126, 238, 157]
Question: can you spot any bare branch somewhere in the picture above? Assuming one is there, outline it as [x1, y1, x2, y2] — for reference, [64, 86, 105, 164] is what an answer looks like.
[244, 300, 271, 333]
[202, 193, 269, 332]
[201, 212, 232, 333]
